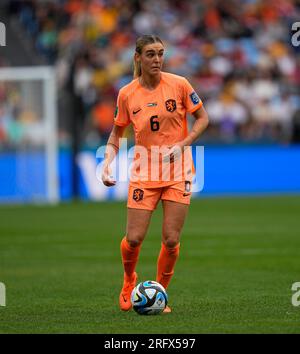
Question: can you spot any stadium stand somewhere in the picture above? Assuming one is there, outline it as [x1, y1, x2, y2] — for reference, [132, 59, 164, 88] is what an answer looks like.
[2, 0, 300, 147]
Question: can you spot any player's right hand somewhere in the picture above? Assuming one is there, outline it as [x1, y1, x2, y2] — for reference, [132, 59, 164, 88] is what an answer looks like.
[101, 163, 116, 187]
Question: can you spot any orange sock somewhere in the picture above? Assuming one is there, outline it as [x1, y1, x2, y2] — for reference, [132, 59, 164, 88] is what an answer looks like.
[120, 236, 141, 280]
[156, 242, 180, 290]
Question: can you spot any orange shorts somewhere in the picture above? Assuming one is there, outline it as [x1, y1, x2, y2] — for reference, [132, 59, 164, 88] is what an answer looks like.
[127, 181, 192, 211]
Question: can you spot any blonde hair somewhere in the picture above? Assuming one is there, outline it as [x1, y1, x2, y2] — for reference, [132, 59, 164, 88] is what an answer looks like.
[133, 35, 164, 79]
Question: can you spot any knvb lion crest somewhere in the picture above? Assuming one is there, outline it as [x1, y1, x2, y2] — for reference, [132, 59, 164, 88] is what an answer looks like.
[165, 99, 176, 112]
[133, 188, 144, 202]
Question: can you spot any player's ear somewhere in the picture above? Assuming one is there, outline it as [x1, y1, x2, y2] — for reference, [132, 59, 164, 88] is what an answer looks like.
[134, 52, 140, 63]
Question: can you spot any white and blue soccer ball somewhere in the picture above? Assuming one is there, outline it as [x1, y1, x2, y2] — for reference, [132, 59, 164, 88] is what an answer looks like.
[131, 280, 168, 315]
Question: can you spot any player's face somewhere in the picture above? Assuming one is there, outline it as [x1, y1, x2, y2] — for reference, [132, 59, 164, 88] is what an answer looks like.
[138, 43, 164, 76]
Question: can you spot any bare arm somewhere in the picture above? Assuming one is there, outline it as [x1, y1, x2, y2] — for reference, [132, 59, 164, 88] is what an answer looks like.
[102, 125, 126, 186]
[182, 105, 209, 146]
[166, 105, 209, 162]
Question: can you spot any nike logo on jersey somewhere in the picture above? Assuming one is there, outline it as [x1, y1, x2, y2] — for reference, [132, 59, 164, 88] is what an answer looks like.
[133, 108, 142, 115]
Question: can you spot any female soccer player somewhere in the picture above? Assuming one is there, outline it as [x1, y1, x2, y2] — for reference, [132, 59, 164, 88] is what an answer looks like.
[102, 35, 209, 313]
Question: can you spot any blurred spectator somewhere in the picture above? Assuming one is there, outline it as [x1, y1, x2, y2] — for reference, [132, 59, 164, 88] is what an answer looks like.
[91, 97, 115, 139]
[0, 82, 44, 149]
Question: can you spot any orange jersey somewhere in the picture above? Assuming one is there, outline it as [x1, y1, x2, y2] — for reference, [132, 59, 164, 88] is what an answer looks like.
[114, 72, 203, 187]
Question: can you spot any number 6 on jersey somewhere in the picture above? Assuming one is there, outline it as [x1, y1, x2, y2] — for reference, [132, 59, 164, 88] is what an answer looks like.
[150, 115, 159, 131]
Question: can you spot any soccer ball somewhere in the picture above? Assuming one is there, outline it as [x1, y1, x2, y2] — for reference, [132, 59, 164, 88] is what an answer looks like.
[131, 280, 168, 315]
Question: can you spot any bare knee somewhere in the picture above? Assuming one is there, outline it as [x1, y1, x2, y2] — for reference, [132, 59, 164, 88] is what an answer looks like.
[162, 231, 180, 249]
[126, 233, 144, 248]
[163, 239, 179, 249]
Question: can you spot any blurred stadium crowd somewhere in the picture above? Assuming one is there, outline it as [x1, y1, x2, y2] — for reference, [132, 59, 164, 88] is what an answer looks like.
[1, 0, 300, 149]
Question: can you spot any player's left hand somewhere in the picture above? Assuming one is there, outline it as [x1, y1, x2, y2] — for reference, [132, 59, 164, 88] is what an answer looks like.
[163, 143, 184, 163]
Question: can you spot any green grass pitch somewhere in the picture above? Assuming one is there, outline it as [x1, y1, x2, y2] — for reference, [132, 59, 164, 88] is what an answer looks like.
[0, 195, 300, 333]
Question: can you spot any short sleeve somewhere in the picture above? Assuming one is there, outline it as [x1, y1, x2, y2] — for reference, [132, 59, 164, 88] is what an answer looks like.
[113, 91, 131, 127]
[182, 78, 203, 113]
